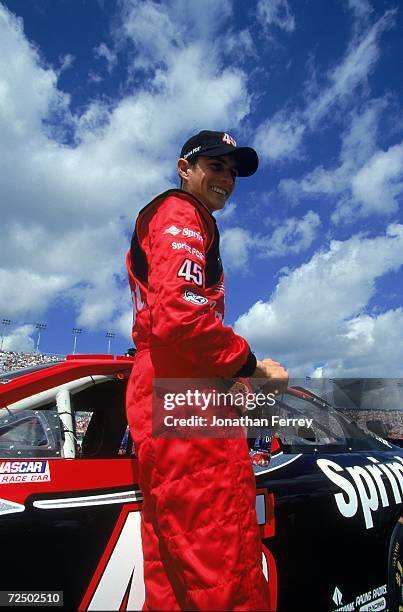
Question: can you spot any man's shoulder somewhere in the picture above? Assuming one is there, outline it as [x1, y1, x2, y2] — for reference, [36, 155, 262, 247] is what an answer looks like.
[137, 189, 216, 235]
[139, 189, 210, 216]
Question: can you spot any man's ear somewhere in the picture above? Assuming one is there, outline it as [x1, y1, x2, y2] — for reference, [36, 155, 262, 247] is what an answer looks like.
[178, 157, 191, 183]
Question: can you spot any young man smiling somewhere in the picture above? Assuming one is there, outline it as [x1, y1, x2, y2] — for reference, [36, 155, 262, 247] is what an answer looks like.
[126, 130, 288, 610]
[178, 153, 238, 211]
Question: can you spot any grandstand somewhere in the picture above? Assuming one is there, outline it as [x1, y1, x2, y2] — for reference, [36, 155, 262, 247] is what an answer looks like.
[0, 349, 62, 372]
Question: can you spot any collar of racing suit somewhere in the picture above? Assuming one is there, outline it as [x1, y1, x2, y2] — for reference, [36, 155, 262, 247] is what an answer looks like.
[129, 189, 221, 287]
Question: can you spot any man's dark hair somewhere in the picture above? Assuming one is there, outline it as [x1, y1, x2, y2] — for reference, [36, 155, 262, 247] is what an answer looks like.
[180, 155, 199, 188]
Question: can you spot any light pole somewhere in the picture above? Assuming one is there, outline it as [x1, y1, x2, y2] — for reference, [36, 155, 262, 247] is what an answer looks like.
[106, 332, 116, 354]
[0, 319, 11, 351]
[35, 323, 47, 353]
[72, 328, 82, 354]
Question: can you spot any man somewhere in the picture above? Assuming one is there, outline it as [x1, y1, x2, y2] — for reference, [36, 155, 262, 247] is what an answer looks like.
[126, 130, 288, 610]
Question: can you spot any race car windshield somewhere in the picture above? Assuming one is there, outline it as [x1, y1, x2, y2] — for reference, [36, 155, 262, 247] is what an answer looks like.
[328, 378, 403, 444]
[269, 384, 393, 453]
[0, 408, 61, 458]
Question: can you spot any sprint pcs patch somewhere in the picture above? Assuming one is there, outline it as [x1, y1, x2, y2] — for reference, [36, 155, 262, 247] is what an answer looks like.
[0, 461, 51, 484]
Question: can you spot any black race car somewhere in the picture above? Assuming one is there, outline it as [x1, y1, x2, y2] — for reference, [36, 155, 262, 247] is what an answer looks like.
[0, 356, 402, 611]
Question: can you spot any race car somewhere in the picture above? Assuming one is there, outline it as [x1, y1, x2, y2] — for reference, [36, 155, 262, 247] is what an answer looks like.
[0, 355, 402, 611]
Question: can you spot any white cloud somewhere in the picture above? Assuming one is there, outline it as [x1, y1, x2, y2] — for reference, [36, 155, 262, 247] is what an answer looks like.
[351, 143, 403, 216]
[220, 211, 320, 271]
[255, 10, 396, 162]
[339, 97, 383, 164]
[0, 268, 69, 317]
[119, 0, 233, 71]
[257, 0, 295, 33]
[94, 43, 117, 73]
[0, 6, 70, 142]
[282, 98, 382, 198]
[222, 29, 256, 61]
[59, 53, 75, 74]
[1, 325, 35, 353]
[346, 0, 373, 22]
[260, 211, 320, 257]
[221, 227, 253, 271]
[278, 100, 403, 221]
[0, 1, 251, 333]
[235, 224, 403, 376]
[253, 110, 305, 162]
[215, 201, 237, 222]
[305, 12, 395, 126]
[114, 309, 134, 343]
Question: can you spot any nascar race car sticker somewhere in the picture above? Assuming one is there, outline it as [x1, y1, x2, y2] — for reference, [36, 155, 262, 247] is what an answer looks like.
[332, 583, 387, 611]
[317, 456, 403, 529]
[182, 290, 208, 305]
[0, 461, 51, 484]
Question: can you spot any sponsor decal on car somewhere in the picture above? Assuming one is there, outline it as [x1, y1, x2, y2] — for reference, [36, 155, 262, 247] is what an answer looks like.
[0, 460, 50, 484]
[332, 583, 386, 611]
[172, 242, 204, 261]
[317, 456, 403, 529]
[374, 436, 393, 448]
[0, 498, 25, 516]
[80, 507, 145, 610]
[333, 587, 343, 606]
[182, 291, 208, 306]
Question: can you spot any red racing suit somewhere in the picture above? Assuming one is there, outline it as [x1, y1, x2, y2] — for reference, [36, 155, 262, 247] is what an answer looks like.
[126, 189, 269, 611]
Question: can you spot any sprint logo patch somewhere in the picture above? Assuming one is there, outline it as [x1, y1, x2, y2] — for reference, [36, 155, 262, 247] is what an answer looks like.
[163, 225, 182, 236]
[0, 461, 50, 484]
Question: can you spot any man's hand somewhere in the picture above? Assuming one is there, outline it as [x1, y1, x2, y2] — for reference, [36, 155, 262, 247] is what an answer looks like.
[251, 358, 288, 394]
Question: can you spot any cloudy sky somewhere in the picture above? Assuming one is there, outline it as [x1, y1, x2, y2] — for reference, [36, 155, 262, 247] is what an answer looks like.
[0, 0, 402, 376]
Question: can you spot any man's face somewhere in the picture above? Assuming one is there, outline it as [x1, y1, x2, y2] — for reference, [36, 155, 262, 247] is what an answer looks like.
[180, 155, 238, 212]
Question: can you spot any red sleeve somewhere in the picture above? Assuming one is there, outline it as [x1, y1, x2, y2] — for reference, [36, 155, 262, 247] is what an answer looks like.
[146, 195, 252, 377]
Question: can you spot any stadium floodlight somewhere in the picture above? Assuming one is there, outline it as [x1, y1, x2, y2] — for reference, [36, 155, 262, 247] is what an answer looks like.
[72, 328, 83, 355]
[106, 331, 116, 355]
[0, 319, 11, 351]
[35, 323, 47, 353]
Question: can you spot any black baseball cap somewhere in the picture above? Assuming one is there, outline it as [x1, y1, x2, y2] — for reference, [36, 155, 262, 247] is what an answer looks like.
[180, 130, 259, 177]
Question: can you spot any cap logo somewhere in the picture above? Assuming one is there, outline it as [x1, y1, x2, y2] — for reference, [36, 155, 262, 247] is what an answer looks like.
[222, 132, 237, 147]
[183, 145, 201, 159]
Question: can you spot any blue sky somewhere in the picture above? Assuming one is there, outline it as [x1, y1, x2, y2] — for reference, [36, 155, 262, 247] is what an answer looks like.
[0, 0, 402, 376]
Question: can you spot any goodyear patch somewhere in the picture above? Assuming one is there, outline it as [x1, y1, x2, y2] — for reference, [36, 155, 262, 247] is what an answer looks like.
[0, 461, 50, 484]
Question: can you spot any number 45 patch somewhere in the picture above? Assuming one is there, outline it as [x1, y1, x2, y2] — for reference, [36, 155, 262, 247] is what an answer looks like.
[177, 259, 204, 287]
